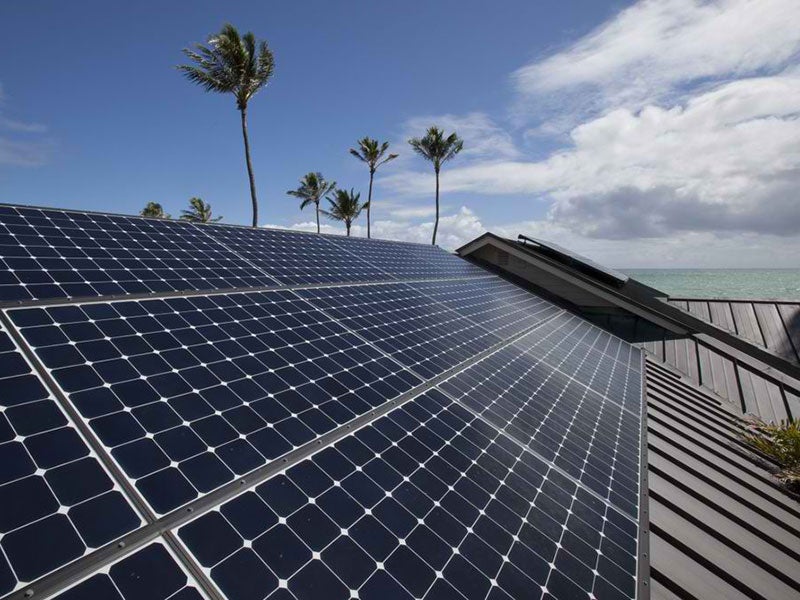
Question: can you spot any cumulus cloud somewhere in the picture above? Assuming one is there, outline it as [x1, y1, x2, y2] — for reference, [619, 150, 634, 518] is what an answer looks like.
[514, 0, 800, 111]
[381, 1, 800, 244]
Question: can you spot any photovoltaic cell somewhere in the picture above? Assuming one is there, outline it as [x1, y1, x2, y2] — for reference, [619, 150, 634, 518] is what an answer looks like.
[51, 541, 204, 600]
[8, 290, 421, 514]
[296, 283, 502, 378]
[512, 315, 643, 414]
[177, 390, 639, 600]
[412, 277, 563, 338]
[0, 324, 142, 596]
[440, 315, 642, 517]
[324, 235, 490, 280]
[203, 225, 391, 286]
[0, 206, 277, 302]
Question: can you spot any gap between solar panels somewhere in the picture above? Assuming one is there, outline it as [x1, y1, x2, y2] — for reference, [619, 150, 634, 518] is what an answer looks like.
[0, 308, 564, 600]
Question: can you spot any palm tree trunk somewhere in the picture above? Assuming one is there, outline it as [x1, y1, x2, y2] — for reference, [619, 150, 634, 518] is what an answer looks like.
[240, 106, 259, 227]
[346, 222, 351, 237]
[315, 202, 320, 234]
[367, 170, 374, 239]
[432, 167, 440, 245]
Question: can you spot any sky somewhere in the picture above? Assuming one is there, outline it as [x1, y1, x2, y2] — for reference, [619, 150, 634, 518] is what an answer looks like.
[1, 0, 799, 268]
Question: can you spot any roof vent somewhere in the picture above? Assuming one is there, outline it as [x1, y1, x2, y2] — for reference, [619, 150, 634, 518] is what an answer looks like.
[497, 249, 510, 266]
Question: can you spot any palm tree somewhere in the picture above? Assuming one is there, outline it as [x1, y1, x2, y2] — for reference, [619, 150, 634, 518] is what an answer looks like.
[408, 126, 464, 245]
[178, 24, 275, 227]
[286, 172, 336, 234]
[349, 138, 398, 238]
[140, 202, 170, 219]
[322, 188, 368, 237]
[180, 197, 223, 223]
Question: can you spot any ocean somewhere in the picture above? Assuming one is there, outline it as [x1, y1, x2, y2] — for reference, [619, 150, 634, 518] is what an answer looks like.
[623, 269, 800, 300]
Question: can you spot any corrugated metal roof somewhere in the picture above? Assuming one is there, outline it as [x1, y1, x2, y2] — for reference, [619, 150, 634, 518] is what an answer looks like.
[667, 298, 800, 366]
[642, 335, 800, 422]
[644, 358, 800, 600]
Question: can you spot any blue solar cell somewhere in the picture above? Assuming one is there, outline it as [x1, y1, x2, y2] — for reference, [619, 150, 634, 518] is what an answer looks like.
[0, 324, 142, 596]
[324, 235, 488, 280]
[296, 283, 502, 378]
[51, 542, 204, 600]
[411, 277, 563, 338]
[202, 224, 391, 285]
[440, 315, 642, 516]
[10, 290, 421, 514]
[176, 389, 639, 600]
[0, 205, 277, 301]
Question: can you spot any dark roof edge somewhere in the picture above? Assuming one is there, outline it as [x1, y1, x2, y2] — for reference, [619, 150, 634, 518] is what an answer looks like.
[458, 233, 800, 387]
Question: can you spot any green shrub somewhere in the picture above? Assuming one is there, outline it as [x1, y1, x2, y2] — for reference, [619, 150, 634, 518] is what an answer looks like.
[741, 417, 800, 487]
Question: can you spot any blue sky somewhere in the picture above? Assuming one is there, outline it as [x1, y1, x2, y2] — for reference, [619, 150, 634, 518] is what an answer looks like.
[1, 1, 799, 267]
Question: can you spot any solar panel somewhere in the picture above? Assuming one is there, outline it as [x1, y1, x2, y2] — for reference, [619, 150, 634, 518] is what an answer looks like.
[518, 235, 630, 285]
[440, 315, 642, 517]
[295, 283, 503, 378]
[0, 203, 646, 600]
[50, 541, 203, 600]
[203, 225, 392, 286]
[325, 235, 490, 280]
[0, 323, 142, 596]
[412, 277, 563, 338]
[177, 389, 639, 600]
[8, 290, 420, 514]
[0, 205, 277, 302]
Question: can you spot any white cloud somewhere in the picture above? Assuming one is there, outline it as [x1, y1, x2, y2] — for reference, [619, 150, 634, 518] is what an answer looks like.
[514, 0, 800, 111]
[384, 72, 800, 238]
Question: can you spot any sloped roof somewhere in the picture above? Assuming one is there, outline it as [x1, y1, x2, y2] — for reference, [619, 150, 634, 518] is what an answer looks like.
[645, 359, 800, 599]
[458, 232, 800, 599]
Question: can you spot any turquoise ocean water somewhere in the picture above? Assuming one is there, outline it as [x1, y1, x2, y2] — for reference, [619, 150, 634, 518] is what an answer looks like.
[623, 269, 800, 300]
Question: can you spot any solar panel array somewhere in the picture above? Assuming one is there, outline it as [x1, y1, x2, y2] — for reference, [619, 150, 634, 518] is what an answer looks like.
[0, 204, 646, 600]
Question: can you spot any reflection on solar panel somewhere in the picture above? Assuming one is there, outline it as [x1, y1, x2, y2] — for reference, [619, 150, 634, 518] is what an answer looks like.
[412, 278, 563, 338]
[295, 283, 502, 378]
[440, 315, 642, 517]
[326, 235, 490, 280]
[518, 235, 630, 285]
[0, 203, 645, 600]
[203, 225, 391, 285]
[50, 542, 203, 600]
[0, 205, 277, 302]
[0, 324, 141, 596]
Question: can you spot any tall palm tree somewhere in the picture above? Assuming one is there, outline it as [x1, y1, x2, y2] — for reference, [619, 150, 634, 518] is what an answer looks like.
[349, 138, 398, 238]
[180, 197, 223, 223]
[286, 172, 336, 234]
[408, 126, 464, 245]
[178, 24, 275, 227]
[322, 188, 367, 237]
[140, 202, 170, 219]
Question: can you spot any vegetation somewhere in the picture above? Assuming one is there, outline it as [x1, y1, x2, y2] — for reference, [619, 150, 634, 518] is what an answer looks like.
[180, 197, 223, 223]
[140, 202, 170, 219]
[286, 172, 336, 234]
[349, 138, 398, 238]
[408, 126, 463, 246]
[322, 188, 367, 237]
[178, 24, 275, 227]
[742, 417, 800, 489]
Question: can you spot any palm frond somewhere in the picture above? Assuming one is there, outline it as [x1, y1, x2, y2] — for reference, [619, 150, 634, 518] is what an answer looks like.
[178, 24, 275, 110]
[408, 126, 463, 169]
